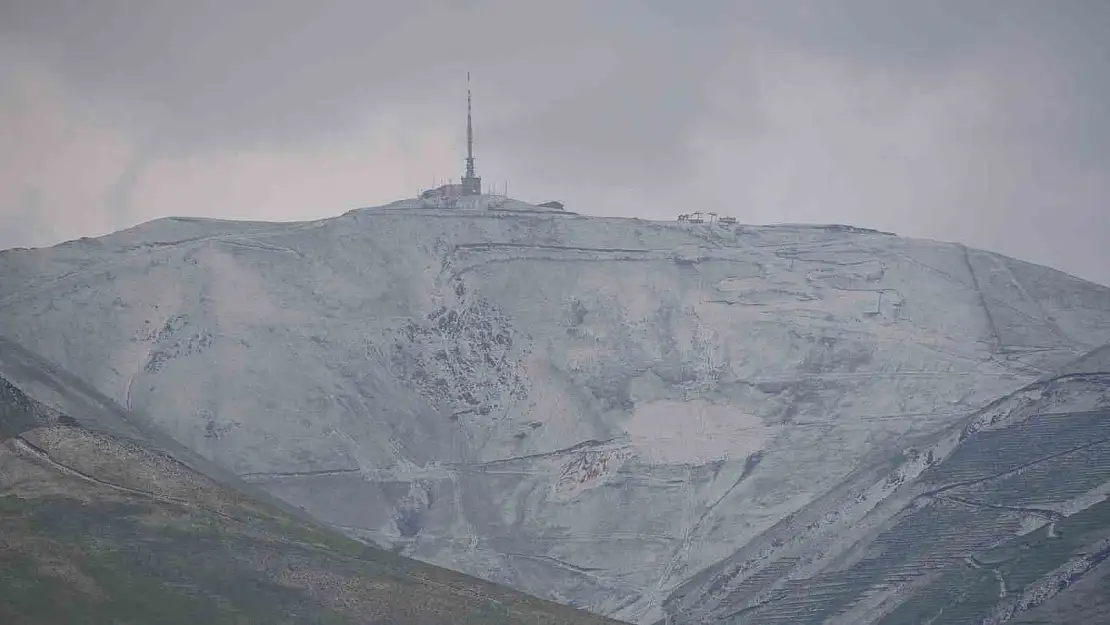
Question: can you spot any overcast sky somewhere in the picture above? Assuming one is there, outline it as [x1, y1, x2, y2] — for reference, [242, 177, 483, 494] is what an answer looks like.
[2, 0, 1108, 285]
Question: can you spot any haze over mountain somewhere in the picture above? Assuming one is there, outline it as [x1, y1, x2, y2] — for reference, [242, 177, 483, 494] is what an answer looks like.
[2, 196, 1109, 623]
[4, 1, 1110, 289]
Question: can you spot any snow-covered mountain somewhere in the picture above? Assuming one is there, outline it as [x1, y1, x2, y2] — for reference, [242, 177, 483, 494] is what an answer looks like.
[2, 196, 1109, 622]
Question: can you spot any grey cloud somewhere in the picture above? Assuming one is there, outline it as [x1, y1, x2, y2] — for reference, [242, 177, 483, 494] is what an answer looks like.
[743, 1, 1005, 72]
[1, 0, 442, 151]
[1, 187, 55, 250]
[0, 0, 1108, 286]
[1, 0, 682, 153]
[744, 1, 1110, 164]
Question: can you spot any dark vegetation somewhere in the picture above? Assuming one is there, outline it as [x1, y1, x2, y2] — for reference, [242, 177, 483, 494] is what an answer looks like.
[0, 375, 623, 625]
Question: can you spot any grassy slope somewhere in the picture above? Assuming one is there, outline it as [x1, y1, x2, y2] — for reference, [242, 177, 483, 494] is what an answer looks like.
[0, 377, 624, 625]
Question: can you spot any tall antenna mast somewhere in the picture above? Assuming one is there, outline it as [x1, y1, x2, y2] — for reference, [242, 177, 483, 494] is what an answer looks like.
[461, 71, 481, 196]
[466, 72, 475, 181]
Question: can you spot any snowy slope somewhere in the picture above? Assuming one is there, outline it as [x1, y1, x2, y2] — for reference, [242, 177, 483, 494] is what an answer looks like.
[0, 357, 625, 625]
[662, 356, 1110, 624]
[2, 197, 1110, 622]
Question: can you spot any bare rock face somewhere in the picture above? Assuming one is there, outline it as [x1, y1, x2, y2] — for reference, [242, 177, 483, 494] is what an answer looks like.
[3, 200, 1110, 623]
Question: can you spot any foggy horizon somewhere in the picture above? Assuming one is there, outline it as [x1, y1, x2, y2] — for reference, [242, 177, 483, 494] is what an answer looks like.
[2, 0, 1108, 286]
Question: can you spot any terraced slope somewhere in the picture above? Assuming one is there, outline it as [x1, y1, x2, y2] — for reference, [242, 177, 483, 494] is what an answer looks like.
[662, 357, 1110, 624]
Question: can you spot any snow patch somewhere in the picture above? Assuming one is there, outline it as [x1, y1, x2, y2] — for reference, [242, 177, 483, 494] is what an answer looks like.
[623, 399, 774, 465]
